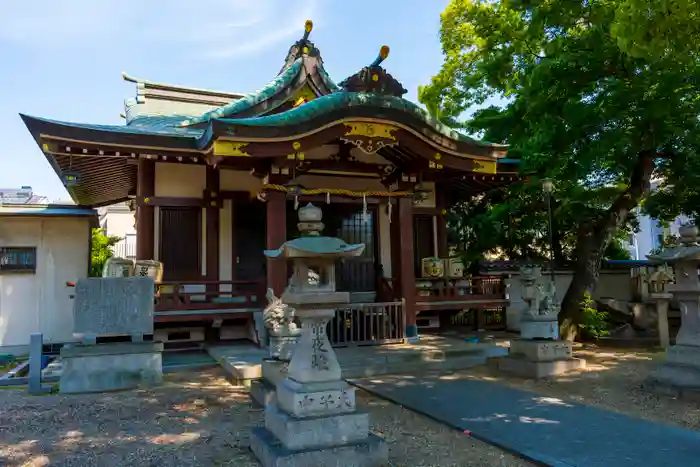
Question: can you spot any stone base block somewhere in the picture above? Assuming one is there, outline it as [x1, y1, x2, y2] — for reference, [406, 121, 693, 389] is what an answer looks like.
[643, 345, 700, 400]
[520, 320, 559, 340]
[277, 378, 356, 418]
[510, 339, 572, 362]
[269, 335, 300, 361]
[498, 355, 585, 378]
[59, 342, 163, 394]
[262, 359, 290, 387]
[666, 344, 700, 367]
[265, 403, 369, 450]
[250, 427, 388, 467]
[251, 379, 276, 408]
[645, 363, 700, 401]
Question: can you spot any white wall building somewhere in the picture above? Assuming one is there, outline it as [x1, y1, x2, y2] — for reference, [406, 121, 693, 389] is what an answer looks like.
[98, 202, 137, 259]
[0, 186, 48, 205]
[624, 179, 691, 260]
[0, 204, 96, 354]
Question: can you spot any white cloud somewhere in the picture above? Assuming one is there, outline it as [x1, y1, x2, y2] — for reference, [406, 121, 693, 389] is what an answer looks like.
[0, 0, 319, 59]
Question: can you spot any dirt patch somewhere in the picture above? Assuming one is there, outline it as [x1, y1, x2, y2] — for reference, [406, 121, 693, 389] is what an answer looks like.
[0, 369, 533, 467]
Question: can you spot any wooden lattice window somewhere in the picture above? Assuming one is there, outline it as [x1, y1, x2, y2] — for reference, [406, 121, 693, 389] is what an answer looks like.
[0, 247, 37, 273]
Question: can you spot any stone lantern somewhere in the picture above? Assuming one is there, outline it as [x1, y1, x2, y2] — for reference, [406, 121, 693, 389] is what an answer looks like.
[646, 223, 700, 396]
[250, 203, 388, 466]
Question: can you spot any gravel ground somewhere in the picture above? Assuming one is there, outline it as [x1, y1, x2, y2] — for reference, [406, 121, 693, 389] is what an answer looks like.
[460, 345, 700, 430]
[0, 369, 533, 467]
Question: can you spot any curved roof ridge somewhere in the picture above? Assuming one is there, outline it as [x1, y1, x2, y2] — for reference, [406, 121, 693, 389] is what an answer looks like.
[180, 58, 304, 127]
[316, 62, 340, 92]
[216, 92, 506, 148]
[121, 72, 245, 99]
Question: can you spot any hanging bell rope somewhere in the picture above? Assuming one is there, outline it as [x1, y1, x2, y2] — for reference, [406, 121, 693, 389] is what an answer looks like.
[261, 184, 413, 198]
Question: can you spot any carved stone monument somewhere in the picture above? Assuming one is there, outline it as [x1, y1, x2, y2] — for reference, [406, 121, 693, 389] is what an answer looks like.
[499, 265, 585, 378]
[59, 276, 163, 394]
[646, 224, 700, 396]
[250, 203, 388, 466]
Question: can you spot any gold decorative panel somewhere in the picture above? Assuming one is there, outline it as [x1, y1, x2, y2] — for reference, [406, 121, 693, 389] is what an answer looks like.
[473, 159, 497, 174]
[340, 122, 399, 154]
[344, 122, 397, 140]
[213, 141, 250, 157]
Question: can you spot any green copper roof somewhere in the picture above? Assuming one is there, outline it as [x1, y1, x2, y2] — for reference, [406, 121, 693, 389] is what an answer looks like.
[25, 114, 205, 138]
[181, 59, 305, 127]
[217, 91, 496, 147]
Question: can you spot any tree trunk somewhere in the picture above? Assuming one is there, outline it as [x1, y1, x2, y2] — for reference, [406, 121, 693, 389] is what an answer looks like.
[559, 151, 655, 341]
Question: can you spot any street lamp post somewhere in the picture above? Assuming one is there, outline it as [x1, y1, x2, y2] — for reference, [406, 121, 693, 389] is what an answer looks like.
[541, 178, 556, 284]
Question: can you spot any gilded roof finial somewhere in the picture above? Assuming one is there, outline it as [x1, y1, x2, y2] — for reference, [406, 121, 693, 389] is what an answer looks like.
[303, 20, 313, 41]
[370, 45, 390, 67]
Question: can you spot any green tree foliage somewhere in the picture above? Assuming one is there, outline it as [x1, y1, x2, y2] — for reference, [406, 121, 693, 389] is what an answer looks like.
[90, 228, 121, 277]
[611, 0, 700, 60]
[422, 0, 700, 340]
[449, 180, 634, 269]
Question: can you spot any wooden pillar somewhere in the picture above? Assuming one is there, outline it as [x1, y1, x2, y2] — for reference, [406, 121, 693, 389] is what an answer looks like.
[266, 191, 287, 296]
[397, 197, 418, 341]
[135, 158, 155, 260]
[436, 184, 449, 258]
[205, 166, 220, 287]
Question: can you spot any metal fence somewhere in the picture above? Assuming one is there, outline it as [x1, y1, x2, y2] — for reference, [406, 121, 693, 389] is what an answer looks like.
[328, 300, 405, 347]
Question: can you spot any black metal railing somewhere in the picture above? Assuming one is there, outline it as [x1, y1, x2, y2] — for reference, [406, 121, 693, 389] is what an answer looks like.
[328, 300, 405, 347]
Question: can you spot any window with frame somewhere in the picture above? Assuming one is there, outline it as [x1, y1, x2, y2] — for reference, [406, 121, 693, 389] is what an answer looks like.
[0, 247, 37, 273]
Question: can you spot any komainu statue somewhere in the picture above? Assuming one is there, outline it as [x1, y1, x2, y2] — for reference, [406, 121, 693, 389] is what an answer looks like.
[262, 288, 301, 360]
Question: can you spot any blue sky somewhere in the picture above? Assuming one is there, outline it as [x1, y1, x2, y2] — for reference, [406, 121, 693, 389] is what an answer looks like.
[0, 0, 451, 202]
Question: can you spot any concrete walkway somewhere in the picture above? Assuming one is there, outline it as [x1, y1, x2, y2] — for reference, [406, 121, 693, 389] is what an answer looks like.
[349, 373, 700, 467]
[206, 336, 508, 384]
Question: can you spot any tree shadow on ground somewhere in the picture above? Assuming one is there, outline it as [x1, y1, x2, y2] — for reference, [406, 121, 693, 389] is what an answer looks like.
[0, 369, 262, 467]
[353, 343, 700, 431]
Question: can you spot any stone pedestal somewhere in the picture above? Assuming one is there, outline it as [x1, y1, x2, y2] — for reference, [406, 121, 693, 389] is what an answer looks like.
[59, 277, 162, 393]
[649, 292, 672, 349]
[520, 319, 559, 340]
[645, 224, 700, 398]
[59, 342, 163, 394]
[250, 306, 388, 466]
[646, 289, 700, 397]
[646, 345, 700, 399]
[251, 359, 290, 407]
[499, 339, 585, 378]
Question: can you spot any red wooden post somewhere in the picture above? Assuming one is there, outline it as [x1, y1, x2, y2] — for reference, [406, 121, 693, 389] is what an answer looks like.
[136, 158, 155, 260]
[266, 191, 287, 296]
[396, 197, 418, 341]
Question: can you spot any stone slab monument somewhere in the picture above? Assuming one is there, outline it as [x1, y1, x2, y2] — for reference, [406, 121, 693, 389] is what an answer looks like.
[646, 224, 700, 397]
[499, 265, 585, 378]
[59, 276, 163, 394]
[250, 203, 388, 466]
[250, 288, 302, 407]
